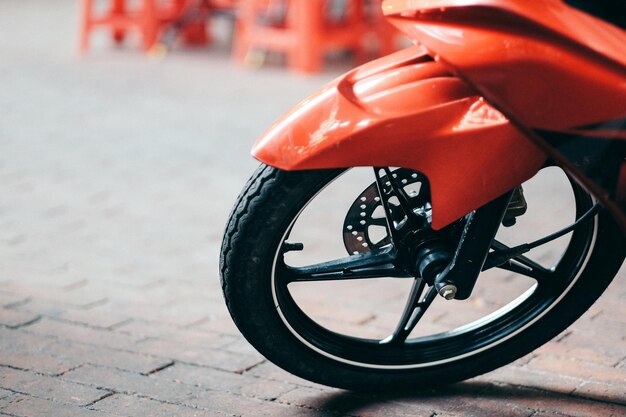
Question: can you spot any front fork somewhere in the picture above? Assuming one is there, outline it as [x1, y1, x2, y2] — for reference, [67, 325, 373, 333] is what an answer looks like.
[426, 184, 598, 301]
[378, 168, 599, 344]
[432, 191, 513, 300]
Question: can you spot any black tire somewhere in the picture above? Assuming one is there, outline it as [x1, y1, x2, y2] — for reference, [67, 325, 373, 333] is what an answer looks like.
[220, 164, 625, 391]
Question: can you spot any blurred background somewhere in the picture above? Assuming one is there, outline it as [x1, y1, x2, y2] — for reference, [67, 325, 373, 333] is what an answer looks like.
[1, 0, 381, 299]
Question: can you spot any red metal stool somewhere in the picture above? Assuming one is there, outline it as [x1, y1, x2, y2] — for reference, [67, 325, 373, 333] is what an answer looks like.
[80, 0, 157, 52]
[233, 0, 400, 73]
[159, 0, 238, 48]
[79, 0, 195, 52]
[158, 0, 211, 47]
[365, 0, 404, 56]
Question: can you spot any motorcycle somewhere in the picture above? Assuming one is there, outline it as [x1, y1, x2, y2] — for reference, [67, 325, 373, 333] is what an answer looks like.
[220, 0, 626, 390]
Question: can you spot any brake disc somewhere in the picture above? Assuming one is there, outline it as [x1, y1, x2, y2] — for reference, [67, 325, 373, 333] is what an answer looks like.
[342, 168, 430, 255]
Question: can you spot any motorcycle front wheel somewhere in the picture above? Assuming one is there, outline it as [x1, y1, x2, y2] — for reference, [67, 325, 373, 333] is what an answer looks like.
[220, 164, 624, 391]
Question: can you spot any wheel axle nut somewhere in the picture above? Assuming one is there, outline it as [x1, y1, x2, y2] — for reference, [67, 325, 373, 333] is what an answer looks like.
[439, 284, 457, 300]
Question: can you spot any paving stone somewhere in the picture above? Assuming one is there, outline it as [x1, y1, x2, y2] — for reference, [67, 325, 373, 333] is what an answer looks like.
[25, 318, 141, 351]
[529, 411, 581, 417]
[0, 309, 40, 329]
[559, 328, 626, 353]
[0, 392, 25, 411]
[221, 337, 265, 357]
[39, 340, 173, 376]
[0, 395, 119, 417]
[477, 383, 626, 417]
[136, 338, 264, 373]
[188, 316, 240, 336]
[476, 366, 582, 394]
[0, 388, 14, 400]
[116, 320, 237, 348]
[62, 365, 195, 403]
[110, 320, 181, 339]
[0, 367, 110, 406]
[4, 299, 79, 321]
[244, 362, 336, 391]
[0, 349, 79, 376]
[390, 384, 535, 417]
[0, 389, 19, 409]
[0, 283, 107, 310]
[53, 309, 131, 330]
[0, 292, 29, 308]
[89, 394, 216, 417]
[0, 328, 56, 353]
[525, 355, 626, 386]
[535, 341, 624, 367]
[155, 362, 298, 401]
[0, 327, 170, 376]
[572, 381, 626, 406]
[276, 387, 437, 417]
[182, 389, 325, 417]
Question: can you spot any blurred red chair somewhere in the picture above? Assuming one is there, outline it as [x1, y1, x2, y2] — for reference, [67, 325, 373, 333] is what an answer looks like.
[79, 0, 218, 52]
[232, 0, 402, 73]
[159, 0, 237, 47]
[80, 0, 159, 52]
[365, 0, 404, 57]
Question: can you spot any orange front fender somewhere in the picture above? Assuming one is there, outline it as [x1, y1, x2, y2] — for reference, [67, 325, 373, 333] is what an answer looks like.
[252, 46, 546, 229]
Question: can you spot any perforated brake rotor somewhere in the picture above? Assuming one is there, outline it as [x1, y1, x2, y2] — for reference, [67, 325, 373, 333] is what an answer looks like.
[342, 168, 430, 255]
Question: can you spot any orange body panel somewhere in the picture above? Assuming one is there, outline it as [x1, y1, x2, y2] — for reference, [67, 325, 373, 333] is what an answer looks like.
[252, 0, 626, 229]
[382, 0, 626, 131]
[252, 46, 545, 229]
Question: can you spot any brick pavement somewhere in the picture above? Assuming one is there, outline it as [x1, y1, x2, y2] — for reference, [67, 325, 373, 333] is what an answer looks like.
[1, 1, 625, 416]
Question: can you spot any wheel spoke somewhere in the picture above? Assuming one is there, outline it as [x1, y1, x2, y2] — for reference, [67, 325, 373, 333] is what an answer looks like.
[380, 279, 438, 345]
[373, 169, 404, 246]
[488, 240, 553, 282]
[380, 167, 423, 227]
[369, 217, 388, 227]
[281, 246, 409, 283]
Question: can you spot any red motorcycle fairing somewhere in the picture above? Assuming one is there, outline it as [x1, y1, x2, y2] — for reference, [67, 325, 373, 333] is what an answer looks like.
[382, 0, 626, 227]
[382, 0, 626, 132]
[252, 45, 545, 230]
